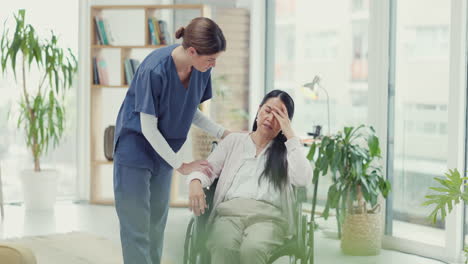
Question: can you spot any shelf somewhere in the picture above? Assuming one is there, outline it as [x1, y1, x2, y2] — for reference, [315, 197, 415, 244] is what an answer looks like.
[91, 45, 167, 49]
[90, 199, 115, 205]
[91, 4, 206, 10]
[92, 85, 128, 89]
[92, 160, 113, 165]
[89, 3, 209, 206]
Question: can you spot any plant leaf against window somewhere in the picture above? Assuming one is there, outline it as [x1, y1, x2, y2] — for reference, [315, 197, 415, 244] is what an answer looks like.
[422, 169, 467, 224]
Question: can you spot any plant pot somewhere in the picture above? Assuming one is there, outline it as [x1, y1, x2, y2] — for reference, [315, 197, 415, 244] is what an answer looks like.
[19, 169, 58, 211]
[341, 207, 382, 256]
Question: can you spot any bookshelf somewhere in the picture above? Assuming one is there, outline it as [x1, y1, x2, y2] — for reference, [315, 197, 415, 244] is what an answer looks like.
[89, 4, 211, 206]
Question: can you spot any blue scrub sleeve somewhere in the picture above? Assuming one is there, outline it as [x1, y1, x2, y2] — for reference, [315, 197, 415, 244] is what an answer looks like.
[200, 76, 213, 104]
[134, 69, 162, 117]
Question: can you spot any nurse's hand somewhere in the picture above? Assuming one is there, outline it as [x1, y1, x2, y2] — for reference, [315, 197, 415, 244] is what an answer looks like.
[189, 179, 207, 216]
[177, 160, 214, 176]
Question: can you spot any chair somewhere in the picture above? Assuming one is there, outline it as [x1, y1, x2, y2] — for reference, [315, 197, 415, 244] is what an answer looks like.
[183, 181, 316, 264]
[0, 243, 37, 264]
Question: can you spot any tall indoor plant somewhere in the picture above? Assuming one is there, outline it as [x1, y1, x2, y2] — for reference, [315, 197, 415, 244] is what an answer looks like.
[0, 10, 77, 210]
[423, 169, 468, 263]
[308, 125, 391, 255]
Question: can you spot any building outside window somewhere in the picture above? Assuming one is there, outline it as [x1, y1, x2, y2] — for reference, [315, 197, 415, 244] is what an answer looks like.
[388, 0, 450, 246]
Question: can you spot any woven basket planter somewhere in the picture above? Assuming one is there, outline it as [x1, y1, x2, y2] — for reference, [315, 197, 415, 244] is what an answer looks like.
[341, 205, 382, 256]
[191, 126, 217, 161]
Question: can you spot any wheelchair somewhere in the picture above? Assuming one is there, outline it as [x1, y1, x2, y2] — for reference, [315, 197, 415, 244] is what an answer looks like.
[183, 178, 316, 264]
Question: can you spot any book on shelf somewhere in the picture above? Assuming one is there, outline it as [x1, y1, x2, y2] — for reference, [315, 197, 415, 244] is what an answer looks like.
[94, 56, 109, 85]
[130, 59, 140, 73]
[103, 18, 115, 45]
[158, 20, 170, 45]
[94, 16, 114, 45]
[94, 20, 102, 45]
[124, 59, 134, 84]
[148, 18, 159, 45]
[148, 17, 170, 45]
[124, 58, 141, 84]
[92, 57, 100, 84]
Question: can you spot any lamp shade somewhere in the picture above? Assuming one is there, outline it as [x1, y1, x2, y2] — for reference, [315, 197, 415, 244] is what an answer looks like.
[302, 75, 322, 99]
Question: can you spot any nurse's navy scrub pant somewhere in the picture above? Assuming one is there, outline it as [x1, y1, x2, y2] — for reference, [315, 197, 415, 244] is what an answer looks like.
[113, 161, 173, 264]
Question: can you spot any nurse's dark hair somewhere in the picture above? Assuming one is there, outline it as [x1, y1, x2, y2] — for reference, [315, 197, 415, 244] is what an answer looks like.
[175, 17, 226, 55]
[252, 90, 295, 191]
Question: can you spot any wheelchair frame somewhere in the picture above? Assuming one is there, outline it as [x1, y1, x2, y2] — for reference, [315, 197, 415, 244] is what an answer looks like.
[183, 179, 317, 264]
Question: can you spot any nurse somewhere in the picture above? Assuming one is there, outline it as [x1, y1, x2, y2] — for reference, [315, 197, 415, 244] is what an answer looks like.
[113, 17, 228, 264]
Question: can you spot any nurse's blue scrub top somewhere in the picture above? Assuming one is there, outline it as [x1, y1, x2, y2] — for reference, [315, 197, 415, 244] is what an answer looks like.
[113, 44, 212, 173]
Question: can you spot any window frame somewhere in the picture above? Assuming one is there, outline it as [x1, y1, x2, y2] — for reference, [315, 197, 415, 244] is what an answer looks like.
[265, 0, 467, 262]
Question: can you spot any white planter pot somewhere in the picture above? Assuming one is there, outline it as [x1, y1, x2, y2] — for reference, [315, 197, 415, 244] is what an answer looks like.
[19, 169, 58, 211]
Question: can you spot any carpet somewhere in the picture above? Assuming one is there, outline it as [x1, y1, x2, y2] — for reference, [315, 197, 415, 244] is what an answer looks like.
[1, 232, 123, 264]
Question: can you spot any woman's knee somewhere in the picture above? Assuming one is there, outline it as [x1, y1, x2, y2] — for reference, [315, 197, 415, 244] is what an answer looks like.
[239, 240, 269, 263]
[207, 218, 242, 250]
[207, 232, 239, 250]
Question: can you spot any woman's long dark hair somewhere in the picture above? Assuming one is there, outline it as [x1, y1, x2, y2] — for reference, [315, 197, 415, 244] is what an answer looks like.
[253, 90, 295, 191]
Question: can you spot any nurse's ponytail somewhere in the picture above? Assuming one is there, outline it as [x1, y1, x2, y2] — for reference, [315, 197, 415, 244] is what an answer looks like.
[175, 27, 185, 39]
[175, 17, 226, 55]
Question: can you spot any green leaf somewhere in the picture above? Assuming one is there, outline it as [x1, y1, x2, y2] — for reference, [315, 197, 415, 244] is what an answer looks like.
[360, 176, 370, 194]
[307, 143, 317, 161]
[429, 187, 450, 193]
[367, 134, 381, 157]
[322, 203, 330, 220]
[421, 199, 439, 206]
[423, 169, 465, 224]
[344, 127, 354, 140]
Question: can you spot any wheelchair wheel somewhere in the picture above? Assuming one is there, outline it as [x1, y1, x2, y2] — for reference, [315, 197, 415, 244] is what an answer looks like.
[184, 218, 197, 264]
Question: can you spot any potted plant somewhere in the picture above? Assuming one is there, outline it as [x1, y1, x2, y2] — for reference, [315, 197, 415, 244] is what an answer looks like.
[308, 125, 391, 255]
[0, 10, 78, 210]
[423, 169, 468, 263]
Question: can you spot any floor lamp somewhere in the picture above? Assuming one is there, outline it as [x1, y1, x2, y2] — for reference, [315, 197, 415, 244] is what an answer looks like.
[303, 76, 331, 135]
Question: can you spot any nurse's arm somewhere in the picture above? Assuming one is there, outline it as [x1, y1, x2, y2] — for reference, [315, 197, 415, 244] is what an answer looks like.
[186, 133, 232, 188]
[192, 109, 227, 139]
[140, 112, 183, 169]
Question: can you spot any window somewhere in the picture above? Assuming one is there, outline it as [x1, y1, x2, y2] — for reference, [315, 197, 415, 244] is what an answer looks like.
[269, 0, 369, 136]
[402, 25, 450, 59]
[304, 31, 339, 60]
[387, 0, 451, 246]
[0, 1, 79, 202]
[268, 0, 370, 205]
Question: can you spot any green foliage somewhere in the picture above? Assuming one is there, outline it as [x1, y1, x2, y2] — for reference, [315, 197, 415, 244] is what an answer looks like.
[0, 9, 78, 171]
[307, 125, 391, 229]
[423, 169, 467, 264]
[422, 169, 468, 224]
[465, 246, 468, 264]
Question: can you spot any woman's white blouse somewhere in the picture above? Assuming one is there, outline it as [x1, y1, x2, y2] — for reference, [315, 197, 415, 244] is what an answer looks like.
[224, 137, 282, 207]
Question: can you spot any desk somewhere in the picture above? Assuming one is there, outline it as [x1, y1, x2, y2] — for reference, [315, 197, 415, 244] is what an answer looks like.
[301, 137, 320, 147]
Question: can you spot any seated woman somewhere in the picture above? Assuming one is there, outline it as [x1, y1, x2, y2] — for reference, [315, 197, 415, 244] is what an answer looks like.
[187, 90, 313, 264]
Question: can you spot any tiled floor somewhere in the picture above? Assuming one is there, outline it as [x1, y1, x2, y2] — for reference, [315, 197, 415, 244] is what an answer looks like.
[0, 201, 449, 264]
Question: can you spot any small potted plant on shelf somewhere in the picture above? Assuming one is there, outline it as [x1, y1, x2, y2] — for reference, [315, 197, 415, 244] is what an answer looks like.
[423, 169, 468, 264]
[308, 125, 391, 255]
[0, 10, 78, 210]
